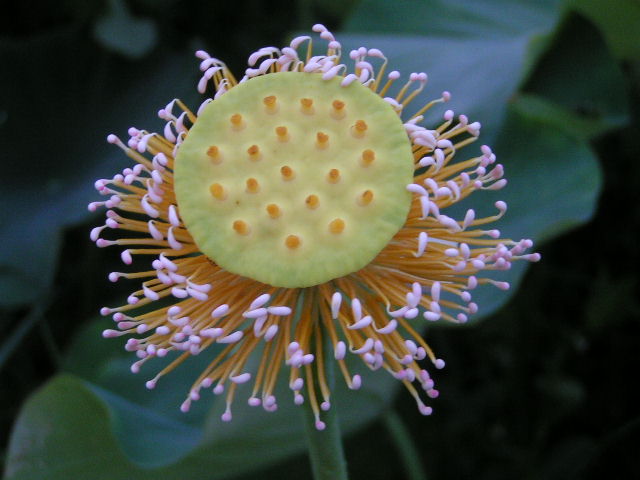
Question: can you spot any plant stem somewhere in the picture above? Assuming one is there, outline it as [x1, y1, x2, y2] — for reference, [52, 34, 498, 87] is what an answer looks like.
[382, 409, 428, 480]
[302, 330, 348, 480]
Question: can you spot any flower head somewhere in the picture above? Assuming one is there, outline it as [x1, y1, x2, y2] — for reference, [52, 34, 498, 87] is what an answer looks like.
[90, 25, 539, 429]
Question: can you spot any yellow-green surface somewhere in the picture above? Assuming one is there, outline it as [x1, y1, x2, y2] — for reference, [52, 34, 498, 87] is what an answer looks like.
[174, 72, 413, 287]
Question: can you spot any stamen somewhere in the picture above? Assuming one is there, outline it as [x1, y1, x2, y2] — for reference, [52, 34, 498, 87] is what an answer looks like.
[233, 220, 250, 235]
[328, 218, 345, 234]
[266, 203, 281, 219]
[285, 235, 301, 249]
[209, 183, 226, 200]
[305, 194, 319, 209]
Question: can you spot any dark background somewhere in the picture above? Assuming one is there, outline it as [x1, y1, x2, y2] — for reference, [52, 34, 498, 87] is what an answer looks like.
[1, 1, 638, 479]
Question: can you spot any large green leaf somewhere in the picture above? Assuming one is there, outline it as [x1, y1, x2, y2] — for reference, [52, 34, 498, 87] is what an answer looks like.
[4, 318, 395, 479]
[568, 0, 640, 60]
[0, 28, 196, 307]
[3, 1, 623, 478]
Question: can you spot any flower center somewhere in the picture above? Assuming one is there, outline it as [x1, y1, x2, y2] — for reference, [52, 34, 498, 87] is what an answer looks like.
[174, 72, 413, 287]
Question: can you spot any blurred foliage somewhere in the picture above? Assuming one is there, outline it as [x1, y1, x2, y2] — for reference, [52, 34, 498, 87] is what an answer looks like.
[1, 0, 639, 479]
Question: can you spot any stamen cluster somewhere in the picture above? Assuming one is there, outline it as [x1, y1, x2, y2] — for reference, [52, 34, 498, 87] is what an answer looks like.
[90, 24, 539, 429]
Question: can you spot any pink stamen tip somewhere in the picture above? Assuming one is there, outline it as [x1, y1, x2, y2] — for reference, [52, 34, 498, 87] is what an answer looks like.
[121, 250, 133, 264]
[315, 420, 326, 431]
[321, 401, 331, 411]
[419, 404, 433, 416]
[528, 253, 542, 262]
[213, 384, 224, 395]
[434, 359, 446, 369]
[145, 380, 157, 390]
[248, 397, 261, 407]
[351, 374, 362, 390]
[100, 307, 111, 316]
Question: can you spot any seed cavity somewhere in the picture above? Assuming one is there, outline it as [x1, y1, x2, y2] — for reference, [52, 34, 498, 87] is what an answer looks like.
[329, 218, 345, 234]
[361, 149, 375, 167]
[266, 203, 281, 219]
[263, 95, 277, 113]
[327, 168, 340, 184]
[300, 98, 314, 114]
[230, 113, 244, 130]
[331, 100, 346, 119]
[316, 132, 329, 148]
[247, 144, 261, 161]
[358, 189, 374, 206]
[209, 183, 226, 200]
[233, 220, 250, 235]
[281, 165, 294, 180]
[207, 145, 221, 163]
[275, 126, 289, 142]
[305, 194, 319, 209]
[285, 234, 301, 249]
[353, 120, 368, 137]
[246, 178, 259, 193]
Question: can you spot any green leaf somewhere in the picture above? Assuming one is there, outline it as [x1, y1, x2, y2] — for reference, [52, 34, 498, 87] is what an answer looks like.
[523, 13, 630, 136]
[6, 318, 395, 479]
[567, 0, 640, 60]
[340, 0, 563, 144]
[4, 375, 148, 480]
[0, 28, 196, 307]
[93, 0, 158, 59]
[465, 103, 602, 318]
